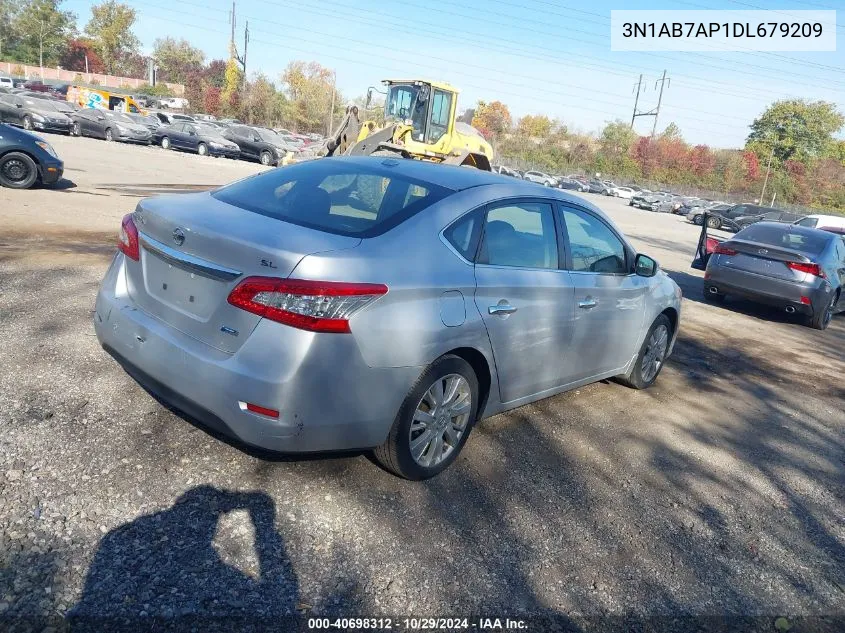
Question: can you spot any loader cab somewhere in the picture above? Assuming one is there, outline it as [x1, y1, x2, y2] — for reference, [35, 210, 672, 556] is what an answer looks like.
[383, 80, 455, 147]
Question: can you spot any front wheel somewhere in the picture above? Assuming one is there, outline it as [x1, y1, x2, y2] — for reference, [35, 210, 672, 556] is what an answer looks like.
[618, 314, 672, 390]
[72, 121, 81, 136]
[22, 116, 33, 131]
[706, 216, 721, 229]
[197, 142, 208, 156]
[0, 152, 38, 189]
[260, 151, 273, 166]
[161, 137, 171, 150]
[105, 128, 114, 142]
[693, 214, 704, 226]
[373, 355, 479, 480]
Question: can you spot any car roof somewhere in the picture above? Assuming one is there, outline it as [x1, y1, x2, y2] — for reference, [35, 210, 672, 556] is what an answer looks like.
[739, 221, 835, 240]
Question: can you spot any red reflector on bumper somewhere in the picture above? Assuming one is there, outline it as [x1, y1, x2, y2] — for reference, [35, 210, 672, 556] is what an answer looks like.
[800, 296, 812, 306]
[245, 402, 279, 418]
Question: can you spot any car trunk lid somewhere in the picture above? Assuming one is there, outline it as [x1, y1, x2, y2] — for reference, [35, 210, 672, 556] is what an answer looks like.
[719, 238, 815, 282]
[124, 192, 361, 352]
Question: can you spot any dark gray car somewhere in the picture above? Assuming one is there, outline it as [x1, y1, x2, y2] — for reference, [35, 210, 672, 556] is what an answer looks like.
[71, 109, 152, 144]
[704, 222, 845, 329]
[0, 93, 72, 134]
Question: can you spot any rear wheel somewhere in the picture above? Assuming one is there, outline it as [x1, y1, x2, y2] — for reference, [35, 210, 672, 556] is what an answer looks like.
[22, 116, 33, 131]
[618, 314, 672, 390]
[0, 152, 38, 189]
[105, 128, 114, 142]
[693, 214, 704, 226]
[260, 151, 273, 166]
[72, 121, 81, 136]
[373, 355, 479, 480]
[197, 142, 208, 156]
[808, 292, 837, 330]
[161, 136, 171, 150]
[706, 216, 721, 229]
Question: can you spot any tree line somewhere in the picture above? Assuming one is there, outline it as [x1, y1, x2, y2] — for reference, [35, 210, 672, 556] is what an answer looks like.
[471, 99, 845, 212]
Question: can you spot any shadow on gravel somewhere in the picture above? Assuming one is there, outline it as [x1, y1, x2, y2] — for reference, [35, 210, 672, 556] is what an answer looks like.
[67, 486, 301, 632]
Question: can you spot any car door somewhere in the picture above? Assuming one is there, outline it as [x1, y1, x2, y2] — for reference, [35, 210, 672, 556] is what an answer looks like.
[181, 124, 200, 151]
[559, 205, 648, 381]
[169, 123, 188, 149]
[232, 126, 255, 157]
[0, 94, 13, 123]
[5, 95, 24, 125]
[473, 199, 576, 404]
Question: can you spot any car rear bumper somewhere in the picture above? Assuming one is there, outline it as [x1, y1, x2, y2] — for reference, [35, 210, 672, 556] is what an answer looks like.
[33, 121, 72, 134]
[704, 266, 829, 315]
[209, 147, 240, 158]
[93, 253, 421, 453]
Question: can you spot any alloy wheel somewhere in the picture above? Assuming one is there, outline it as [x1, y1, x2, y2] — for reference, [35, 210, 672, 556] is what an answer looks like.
[641, 324, 669, 384]
[409, 374, 472, 468]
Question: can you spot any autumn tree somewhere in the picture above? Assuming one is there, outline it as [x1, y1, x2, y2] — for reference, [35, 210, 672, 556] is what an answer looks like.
[59, 38, 105, 73]
[85, 1, 141, 74]
[153, 37, 204, 84]
[517, 114, 552, 138]
[280, 60, 341, 133]
[689, 144, 716, 179]
[471, 100, 511, 139]
[220, 56, 243, 117]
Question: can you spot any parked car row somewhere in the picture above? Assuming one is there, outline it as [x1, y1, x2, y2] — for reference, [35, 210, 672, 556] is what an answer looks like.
[686, 203, 803, 232]
[0, 90, 326, 168]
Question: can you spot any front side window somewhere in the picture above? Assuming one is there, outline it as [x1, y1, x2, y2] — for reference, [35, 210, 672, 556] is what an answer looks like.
[795, 217, 818, 227]
[562, 208, 628, 274]
[426, 89, 452, 143]
[478, 202, 558, 269]
[212, 160, 450, 237]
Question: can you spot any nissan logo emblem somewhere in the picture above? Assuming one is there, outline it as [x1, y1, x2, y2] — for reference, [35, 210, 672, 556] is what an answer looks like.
[172, 228, 185, 246]
[758, 248, 768, 255]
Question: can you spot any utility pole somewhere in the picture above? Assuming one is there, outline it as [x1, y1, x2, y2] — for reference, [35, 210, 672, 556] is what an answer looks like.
[229, 2, 236, 57]
[39, 20, 45, 78]
[240, 21, 249, 87]
[630, 74, 643, 129]
[326, 70, 336, 135]
[651, 70, 670, 137]
[760, 143, 775, 203]
[630, 70, 669, 136]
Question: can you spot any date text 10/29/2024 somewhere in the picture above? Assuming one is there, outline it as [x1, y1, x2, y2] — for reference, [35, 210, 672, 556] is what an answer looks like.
[308, 618, 528, 630]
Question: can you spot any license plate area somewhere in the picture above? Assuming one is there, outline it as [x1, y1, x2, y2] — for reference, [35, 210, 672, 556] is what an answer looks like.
[142, 249, 221, 321]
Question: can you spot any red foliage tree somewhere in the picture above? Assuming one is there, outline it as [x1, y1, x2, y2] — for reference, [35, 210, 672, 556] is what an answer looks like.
[632, 136, 656, 175]
[689, 144, 716, 178]
[59, 39, 105, 74]
[742, 150, 760, 182]
[203, 86, 222, 116]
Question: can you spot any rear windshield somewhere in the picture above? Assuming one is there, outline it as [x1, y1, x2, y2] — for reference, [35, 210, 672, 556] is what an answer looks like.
[737, 224, 831, 255]
[212, 161, 452, 237]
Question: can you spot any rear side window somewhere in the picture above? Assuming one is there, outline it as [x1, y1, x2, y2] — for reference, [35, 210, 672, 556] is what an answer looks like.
[212, 161, 451, 237]
[737, 224, 831, 255]
[444, 209, 482, 261]
[478, 202, 558, 269]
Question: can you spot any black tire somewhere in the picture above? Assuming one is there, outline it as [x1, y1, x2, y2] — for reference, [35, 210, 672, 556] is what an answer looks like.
[693, 214, 704, 226]
[0, 151, 38, 189]
[706, 216, 721, 229]
[161, 136, 171, 150]
[22, 116, 33, 131]
[808, 292, 837, 330]
[105, 128, 114, 142]
[260, 150, 273, 166]
[197, 142, 208, 156]
[618, 314, 672, 390]
[373, 354, 480, 480]
[72, 121, 81, 136]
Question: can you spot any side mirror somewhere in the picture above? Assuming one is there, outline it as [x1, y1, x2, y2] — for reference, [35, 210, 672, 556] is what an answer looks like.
[15, 103, 22, 108]
[634, 253, 658, 277]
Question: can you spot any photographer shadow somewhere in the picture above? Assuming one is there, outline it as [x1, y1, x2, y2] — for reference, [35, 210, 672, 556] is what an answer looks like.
[69, 485, 300, 632]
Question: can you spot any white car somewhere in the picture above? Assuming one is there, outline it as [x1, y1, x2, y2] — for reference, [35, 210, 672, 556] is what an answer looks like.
[794, 214, 845, 231]
[522, 170, 558, 187]
[159, 97, 190, 109]
[0, 76, 13, 89]
[610, 186, 635, 199]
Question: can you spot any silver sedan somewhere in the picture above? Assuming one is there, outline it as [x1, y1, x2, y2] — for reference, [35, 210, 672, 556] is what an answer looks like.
[94, 157, 682, 479]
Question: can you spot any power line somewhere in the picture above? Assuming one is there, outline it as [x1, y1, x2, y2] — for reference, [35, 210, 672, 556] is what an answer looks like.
[135, 7, 750, 140]
[135, 0, 755, 129]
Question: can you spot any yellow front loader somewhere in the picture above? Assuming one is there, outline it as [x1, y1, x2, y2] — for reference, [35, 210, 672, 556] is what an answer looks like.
[324, 79, 493, 171]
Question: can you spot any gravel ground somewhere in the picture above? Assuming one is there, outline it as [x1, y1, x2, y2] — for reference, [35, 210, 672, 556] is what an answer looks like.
[1, 135, 844, 632]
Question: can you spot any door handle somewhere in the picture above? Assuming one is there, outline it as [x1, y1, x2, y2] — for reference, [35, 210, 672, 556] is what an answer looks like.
[488, 304, 518, 315]
[578, 298, 597, 309]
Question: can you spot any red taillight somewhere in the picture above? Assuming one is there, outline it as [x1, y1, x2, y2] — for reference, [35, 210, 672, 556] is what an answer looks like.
[705, 237, 721, 254]
[118, 213, 139, 261]
[713, 243, 738, 256]
[786, 261, 824, 278]
[227, 277, 388, 333]
[245, 402, 279, 418]
[800, 296, 812, 306]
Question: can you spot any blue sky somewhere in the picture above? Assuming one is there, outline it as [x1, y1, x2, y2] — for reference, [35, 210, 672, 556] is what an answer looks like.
[63, 0, 845, 148]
